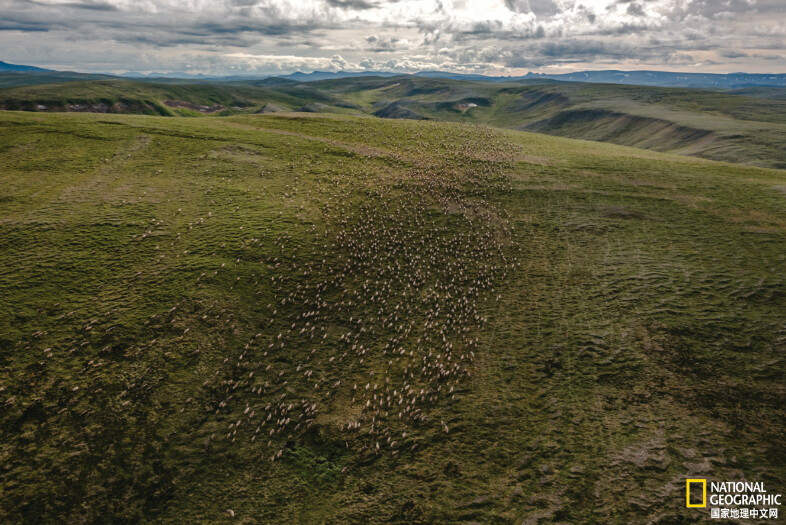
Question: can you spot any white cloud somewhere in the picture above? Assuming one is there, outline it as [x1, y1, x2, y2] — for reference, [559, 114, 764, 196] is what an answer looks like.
[224, 53, 352, 72]
[0, 0, 783, 74]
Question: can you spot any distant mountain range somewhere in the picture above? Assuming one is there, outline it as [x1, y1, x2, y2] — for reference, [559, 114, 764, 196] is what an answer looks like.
[118, 69, 786, 88]
[118, 71, 214, 80]
[105, 69, 786, 89]
[520, 70, 786, 88]
[2, 59, 785, 89]
[0, 60, 50, 73]
[274, 69, 786, 88]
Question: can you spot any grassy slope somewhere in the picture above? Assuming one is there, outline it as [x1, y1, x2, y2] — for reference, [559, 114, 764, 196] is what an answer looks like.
[0, 79, 353, 116]
[1, 75, 784, 168]
[0, 71, 118, 89]
[0, 112, 784, 523]
[727, 87, 786, 100]
[310, 77, 786, 168]
[313, 76, 786, 124]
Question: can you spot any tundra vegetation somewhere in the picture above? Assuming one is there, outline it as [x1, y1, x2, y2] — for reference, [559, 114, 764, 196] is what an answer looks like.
[0, 111, 783, 523]
[1, 75, 785, 168]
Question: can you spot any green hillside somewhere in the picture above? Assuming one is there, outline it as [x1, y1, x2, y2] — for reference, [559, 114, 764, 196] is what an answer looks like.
[306, 77, 786, 168]
[0, 79, 357, 116]
[0, 71, 117, 89]
[0, 112, 783, 523]
[726, 86, 786, 100]
[1, 75, 784, 168]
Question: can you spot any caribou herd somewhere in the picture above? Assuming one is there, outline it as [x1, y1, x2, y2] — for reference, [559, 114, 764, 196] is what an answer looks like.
[194, 122, 522, 461]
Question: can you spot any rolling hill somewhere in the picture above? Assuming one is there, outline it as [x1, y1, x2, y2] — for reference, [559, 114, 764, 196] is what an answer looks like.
[0, 75, 784, 168]
[278, 76, 786, 168]
[0, 71, 121, 89]
[0, 79, 361, 116]
[0, 111, 783, 523]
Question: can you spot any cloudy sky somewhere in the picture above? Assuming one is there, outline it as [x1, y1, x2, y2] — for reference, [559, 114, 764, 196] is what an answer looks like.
[0, 0, 783, 75]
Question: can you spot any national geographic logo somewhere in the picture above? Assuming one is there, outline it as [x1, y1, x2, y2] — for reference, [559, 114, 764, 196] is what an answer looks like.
[686, 479, 782, 520]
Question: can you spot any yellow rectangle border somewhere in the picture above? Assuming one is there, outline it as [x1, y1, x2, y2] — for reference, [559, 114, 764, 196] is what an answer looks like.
[686, 479, 707, 508]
